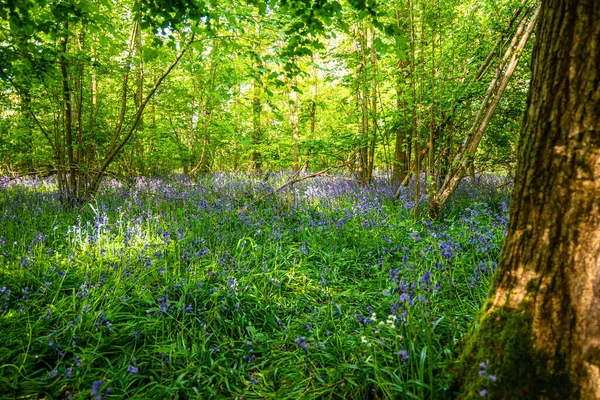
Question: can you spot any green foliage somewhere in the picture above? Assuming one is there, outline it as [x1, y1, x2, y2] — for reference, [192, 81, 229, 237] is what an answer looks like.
[0, 0, 529, 178]
[0, 174, 510, 398]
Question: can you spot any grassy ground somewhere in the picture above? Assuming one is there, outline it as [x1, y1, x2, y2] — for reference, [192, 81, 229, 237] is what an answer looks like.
[0, 173, 511, 399]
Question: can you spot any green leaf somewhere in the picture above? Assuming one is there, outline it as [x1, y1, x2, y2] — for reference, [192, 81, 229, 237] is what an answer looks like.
[257, 1, 266, 15]
[143, 47, 159, 61]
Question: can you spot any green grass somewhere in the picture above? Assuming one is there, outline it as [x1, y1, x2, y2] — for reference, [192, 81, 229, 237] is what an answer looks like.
[0, 173, 510, 399]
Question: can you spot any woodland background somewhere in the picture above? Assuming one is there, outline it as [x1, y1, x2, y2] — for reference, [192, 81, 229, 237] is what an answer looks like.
[1, 0, 534, 202]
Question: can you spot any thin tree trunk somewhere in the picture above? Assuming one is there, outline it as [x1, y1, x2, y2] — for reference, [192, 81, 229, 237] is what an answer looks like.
[130, 24, 144, 175]
[430, 4, 540, 216]
[456, 1, 600, 398]
[428, 0, 436, 194]
[307, 58, 318, 171]
[191, 53, 219, 175]
[59, 21, 76, 198]
[251, 75, 262, 172]
[403, 0, 418, 200]
[105, 21, 139, 157]
[87, 41, 97, 178]
[290, 78, 300, 170]
[425, 1, 532, 160]
[368, 26, 378, 184]
[87, 33, 191, 196]
[359, 25, 370, 183]
[392, 0, 408, 188]
[21, 88, 33, 170]
[74, 26, 86, 190]
[412, 0, 423, 216]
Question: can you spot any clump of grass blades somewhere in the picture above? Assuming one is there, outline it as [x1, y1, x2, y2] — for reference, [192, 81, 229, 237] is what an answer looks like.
[0, 173, 509, 399]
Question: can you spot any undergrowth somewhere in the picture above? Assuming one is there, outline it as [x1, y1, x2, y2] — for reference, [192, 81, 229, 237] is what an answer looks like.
[0, 173, 511, 399]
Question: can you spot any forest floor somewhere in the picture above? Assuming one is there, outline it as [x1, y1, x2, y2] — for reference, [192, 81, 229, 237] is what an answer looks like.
[0, 173, 511, 399]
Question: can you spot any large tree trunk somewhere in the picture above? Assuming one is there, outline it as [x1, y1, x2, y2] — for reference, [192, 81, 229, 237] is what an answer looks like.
[456, 1, 600, 399]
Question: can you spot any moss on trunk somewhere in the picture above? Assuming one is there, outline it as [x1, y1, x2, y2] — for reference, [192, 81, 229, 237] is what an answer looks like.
[453, 307, 573, 399]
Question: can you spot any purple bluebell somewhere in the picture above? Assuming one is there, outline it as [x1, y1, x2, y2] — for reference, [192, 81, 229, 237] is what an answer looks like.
[127, 365, 138, 375]
[294, 337, 309, 351]
[91, 379, 105, 396]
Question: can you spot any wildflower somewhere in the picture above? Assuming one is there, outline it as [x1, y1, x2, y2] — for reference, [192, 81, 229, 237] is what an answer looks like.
[488, 375, 497, 382]
[294, 337, 309, 351]
[249, 377, 259, 384]
[157, 295, 168, 313]
[48, 369, 58, 379]
[91, 379, 105, 396]
[127, 365, 138, 375]
[419, 270, 431, 284]
[398, 349, 409, 364]
[480, 389, 488, 397]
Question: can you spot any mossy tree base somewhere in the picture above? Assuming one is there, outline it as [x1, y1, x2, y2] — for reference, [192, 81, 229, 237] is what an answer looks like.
[454, 307, 572, 399]
[454, 0, 600, 398]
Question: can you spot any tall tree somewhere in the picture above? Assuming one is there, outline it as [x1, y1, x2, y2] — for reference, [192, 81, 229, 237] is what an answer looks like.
[456, 0, 600, 398]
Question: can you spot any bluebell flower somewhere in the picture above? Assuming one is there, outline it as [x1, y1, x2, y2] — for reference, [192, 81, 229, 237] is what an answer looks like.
[294, 337, 309, 351]
[91, 379, 105, 396]
[127, 365, 138, 375]
[419, 270, 431, 284]
[398, 349, 409, 364]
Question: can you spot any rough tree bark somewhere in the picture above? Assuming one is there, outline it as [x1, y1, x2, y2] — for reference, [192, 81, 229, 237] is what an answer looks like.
[455, 0, 600, 398]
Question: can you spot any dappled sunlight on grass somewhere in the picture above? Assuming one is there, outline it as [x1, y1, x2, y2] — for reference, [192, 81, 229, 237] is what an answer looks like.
[0, 173, 511, 398]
